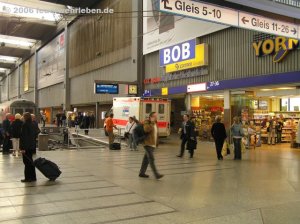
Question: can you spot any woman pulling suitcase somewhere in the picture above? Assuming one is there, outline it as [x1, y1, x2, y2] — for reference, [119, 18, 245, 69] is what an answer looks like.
[20, 112, 37, 183]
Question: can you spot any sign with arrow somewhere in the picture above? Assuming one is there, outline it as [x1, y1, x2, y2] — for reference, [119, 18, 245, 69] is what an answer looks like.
[159, 0, 299, 39]
[239, 12, 298, 39]
[159, 0, 239, 26]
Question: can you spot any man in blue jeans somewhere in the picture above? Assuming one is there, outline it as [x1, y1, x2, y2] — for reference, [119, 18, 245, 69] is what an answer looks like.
[139, 112, 164, 180]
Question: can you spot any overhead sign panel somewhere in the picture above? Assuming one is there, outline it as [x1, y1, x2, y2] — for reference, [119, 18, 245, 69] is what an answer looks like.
[239, 12, 298, 39]
[159, 0, 299, 39]
[159, 0, 239, 26]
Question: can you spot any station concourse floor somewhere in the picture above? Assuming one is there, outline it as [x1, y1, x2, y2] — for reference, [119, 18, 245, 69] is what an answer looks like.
[1, 137, 300, 224]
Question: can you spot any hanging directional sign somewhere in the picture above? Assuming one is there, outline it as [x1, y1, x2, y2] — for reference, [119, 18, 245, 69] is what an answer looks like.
[159, 0, 239, 26]
[159, 0, 299, 39]
[239, 12, 298, 39]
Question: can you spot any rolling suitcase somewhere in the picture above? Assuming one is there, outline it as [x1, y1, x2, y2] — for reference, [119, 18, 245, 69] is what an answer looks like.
[34, 157, 62, 181]
[110, 143, 121, 150]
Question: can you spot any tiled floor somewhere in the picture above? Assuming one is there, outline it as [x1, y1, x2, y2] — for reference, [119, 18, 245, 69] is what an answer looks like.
[1, 137, 300, 223]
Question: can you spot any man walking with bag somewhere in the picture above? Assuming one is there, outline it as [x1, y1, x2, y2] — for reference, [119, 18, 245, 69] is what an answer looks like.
[177, 114, 196, 158]
[139, 112, 164, 180]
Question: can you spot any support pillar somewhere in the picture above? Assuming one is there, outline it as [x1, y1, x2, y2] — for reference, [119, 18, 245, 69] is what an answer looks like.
[34, 51, 38, 106]
[17, 65, 21, 98]
[95, 102, 99, 129]
[223, 90, 231, 129]
[64, 26, 71, 111]
[185, 94, 191, 114]
[7, 74, 9, 101]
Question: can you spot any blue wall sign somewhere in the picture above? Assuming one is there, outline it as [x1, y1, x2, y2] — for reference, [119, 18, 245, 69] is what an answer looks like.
[95, 84, 119, 94]
[159, 39, 196, 67]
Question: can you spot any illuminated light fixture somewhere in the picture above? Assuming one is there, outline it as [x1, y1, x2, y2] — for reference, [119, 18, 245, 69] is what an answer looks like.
[277, 87, 296, 90]
[0, 2, 62, 22]
[0, 67, 8, 72]
[260, 89, 273, 91]
[187, 83, 207, 93]
[0, 35, 37, 49]
[0, 55, 20, 63]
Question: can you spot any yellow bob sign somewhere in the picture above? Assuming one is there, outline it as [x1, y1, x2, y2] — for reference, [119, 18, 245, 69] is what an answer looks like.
[253, 37, 299, 63]
[165, 43, 208, 73]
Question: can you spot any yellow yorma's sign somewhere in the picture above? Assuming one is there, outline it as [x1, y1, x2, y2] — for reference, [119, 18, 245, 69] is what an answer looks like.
[165, 43, 208, 73]
[253, 36, 299, 63]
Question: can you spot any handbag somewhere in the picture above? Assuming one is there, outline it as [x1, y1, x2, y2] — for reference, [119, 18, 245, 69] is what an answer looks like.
[187, 138, 197, 150]
[125, 122, 135, 139]
[221, 141, 230, 157]
[241, 140, 246, 153]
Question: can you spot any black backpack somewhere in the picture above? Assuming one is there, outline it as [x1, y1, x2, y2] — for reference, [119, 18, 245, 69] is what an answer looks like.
[133, 123, 147, 144]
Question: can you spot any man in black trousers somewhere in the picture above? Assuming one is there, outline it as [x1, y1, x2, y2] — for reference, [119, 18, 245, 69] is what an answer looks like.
[177, 114, 195, 158]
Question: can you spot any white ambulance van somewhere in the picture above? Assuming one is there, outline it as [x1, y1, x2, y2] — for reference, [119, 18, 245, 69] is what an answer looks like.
[112, 97, 171, 137]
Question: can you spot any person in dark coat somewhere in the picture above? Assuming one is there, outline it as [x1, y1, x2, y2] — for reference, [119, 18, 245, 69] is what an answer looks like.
[10, 114, 23, 157]
[82, 113, 91, 135]
[177, 114, 196, 158]
[2, 113, 12, 155]
[90, 113, 95, 129]
[211, 116, 227, 160]
[20, 112, 37, 183]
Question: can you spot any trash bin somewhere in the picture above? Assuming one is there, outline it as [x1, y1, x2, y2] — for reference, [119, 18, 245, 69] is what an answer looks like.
[38, 134, 49, 151]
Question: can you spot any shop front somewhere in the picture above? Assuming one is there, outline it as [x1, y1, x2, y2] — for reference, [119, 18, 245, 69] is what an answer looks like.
[143, 27, 300, 147]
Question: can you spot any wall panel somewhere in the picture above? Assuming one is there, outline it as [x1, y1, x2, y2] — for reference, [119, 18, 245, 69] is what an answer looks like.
[8, 69, 18, 99]
[70, 58, 134, 105]
[68, 0, 132, 78]
[38, 83, 64, 108]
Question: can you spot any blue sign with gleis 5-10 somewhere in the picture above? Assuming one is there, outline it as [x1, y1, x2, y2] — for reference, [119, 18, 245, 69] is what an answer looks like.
[159, 39, 196, 67]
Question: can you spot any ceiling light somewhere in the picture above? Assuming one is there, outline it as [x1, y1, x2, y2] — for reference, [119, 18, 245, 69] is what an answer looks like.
[0, 68, 8, 72]
[0, 35, 37, 49]
[260, 89, 273, 91]
[0, 2, 62, 22]
[277, 87, 296, 90]
[0, 55, 20, 63]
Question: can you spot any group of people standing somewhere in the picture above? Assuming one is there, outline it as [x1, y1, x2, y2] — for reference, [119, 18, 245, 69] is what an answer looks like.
[178, 114, 245, 161]
[54, 111, 96, 131]
[261, 116, 284, 145]
[1, 112, 40, 182]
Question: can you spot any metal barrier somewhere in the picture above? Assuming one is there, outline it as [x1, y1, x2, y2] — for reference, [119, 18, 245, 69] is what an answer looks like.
[38, 126, 126, 150]
[67, 127, 126, 150]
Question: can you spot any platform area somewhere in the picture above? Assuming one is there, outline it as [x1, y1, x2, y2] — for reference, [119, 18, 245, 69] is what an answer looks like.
[0, 139, 300, 224]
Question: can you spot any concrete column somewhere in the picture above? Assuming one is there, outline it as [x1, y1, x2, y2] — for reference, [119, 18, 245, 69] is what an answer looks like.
[34, 51, 38, 106]
[132, 0, 144, 95]
[17, 65, 21, 98]
[223, 90, 231, 129]
[64, 27, 71, 111]
[7, 74, 9, 101]
[95, 102, 99, 129]
[185, 94, 191, 114]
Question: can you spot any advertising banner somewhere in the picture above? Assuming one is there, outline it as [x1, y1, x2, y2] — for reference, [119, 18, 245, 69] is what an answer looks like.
[37, 32, 66, 89]
[143, 0, 228, 55]
[165, 43, 208, 73]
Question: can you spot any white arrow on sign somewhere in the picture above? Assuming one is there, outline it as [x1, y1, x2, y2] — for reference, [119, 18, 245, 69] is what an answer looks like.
[239, 12, 298, 39]
[159, 0, 239, 26]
